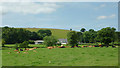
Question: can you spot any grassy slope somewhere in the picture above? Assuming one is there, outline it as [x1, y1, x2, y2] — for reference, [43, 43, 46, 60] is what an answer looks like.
[2, 45, 118, 66]
[23, 28, 70, 39]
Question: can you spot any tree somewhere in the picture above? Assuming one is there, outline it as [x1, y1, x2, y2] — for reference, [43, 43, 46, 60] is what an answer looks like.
[80, 28, 86, 32]
[83, 31, 91, 43]
[89, 29, 97, 43]
[70, 29, 72, 31]
[37, 30, 52, 39]
[14, 43, 19, 50]
[77, 32, 83, 43]
[2, 39, 5, 47]
[2, 27, 30, 44]
[115, 32, 120, 42]
[29, 32, 41, 40]
[67, 31, 78, 47]
[43, 36, 58, 47]
[97, 27, 116, 46]
[89, 29, 94, 32]
[19, 41, 29, 48]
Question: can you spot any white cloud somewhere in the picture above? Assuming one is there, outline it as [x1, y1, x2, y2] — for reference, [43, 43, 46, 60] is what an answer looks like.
[0, 2, 61, 14]
[97, 14, 116, 20]
[97, 16, 107, 20]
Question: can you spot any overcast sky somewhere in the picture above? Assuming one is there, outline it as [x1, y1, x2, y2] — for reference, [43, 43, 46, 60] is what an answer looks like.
[1, 2, 118, 31]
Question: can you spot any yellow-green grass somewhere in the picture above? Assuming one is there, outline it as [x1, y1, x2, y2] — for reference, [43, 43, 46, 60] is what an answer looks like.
[23, 28, 70, 39]
[2, 44, 118, 66]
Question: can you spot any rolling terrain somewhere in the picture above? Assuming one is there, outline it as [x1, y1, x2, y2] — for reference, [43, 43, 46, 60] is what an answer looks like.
[24, 28, 70, 39]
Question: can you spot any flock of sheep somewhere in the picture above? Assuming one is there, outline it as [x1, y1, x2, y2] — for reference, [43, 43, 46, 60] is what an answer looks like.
[7, 44, 118, 54]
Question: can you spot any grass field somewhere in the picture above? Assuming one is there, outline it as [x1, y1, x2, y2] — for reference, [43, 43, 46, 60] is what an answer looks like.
[23, 28, 70, 39]
[2, 44, 118, 66]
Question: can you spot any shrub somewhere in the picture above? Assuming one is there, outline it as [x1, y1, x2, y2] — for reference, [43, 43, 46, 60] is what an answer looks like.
[19, 41, 29, 48]
[43, 36, 58, 47]
[67, 31, 78, 47]
[29, 40, 35, 44]
[2, 39, 5, 47]
[14, 43, 19, 50]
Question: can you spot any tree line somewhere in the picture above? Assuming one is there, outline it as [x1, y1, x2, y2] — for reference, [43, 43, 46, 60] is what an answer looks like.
[2, 26, 120, 47]
[67, 27, 120, 46]
[2, 26, 52, 45]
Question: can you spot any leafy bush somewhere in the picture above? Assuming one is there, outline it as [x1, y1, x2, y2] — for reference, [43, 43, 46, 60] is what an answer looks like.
[2, 39, 5, 47]
[14, 43, 19, 50]
[67, 31, 78, 46]
[43, 36, 58, 47]
[19, 41, 29, 48]
[29, 40, 35, 44]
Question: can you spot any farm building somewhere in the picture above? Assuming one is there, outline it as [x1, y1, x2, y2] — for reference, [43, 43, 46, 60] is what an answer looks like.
[34, 39, 68, 45]
[34, 40, 44, 44]
[58, 39, 68, 45]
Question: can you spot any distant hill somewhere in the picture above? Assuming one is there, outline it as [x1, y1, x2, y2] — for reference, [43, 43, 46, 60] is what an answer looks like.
[23, 28, 70, 39]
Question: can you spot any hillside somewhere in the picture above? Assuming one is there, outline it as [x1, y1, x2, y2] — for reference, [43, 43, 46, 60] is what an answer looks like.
[24, 28, 70, 39]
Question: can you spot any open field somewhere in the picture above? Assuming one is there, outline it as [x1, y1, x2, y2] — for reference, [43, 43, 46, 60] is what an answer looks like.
[2, 44, 118, 66]
[23, 28, 70, 39]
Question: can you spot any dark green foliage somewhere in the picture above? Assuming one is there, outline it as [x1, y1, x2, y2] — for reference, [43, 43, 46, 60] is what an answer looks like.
[70, 29, 72, 31]
[67, 31, 78, 46]
[29, 31, 41, 40]
[115, 32, 120, 42]
[80, 28, 86, 32]
[89, 29, 97, 43]
[83, 31, 91, 43]
[2, 27, 30, 44]
[37, 29, 52, 39]
[43, 36, 58, 46]
[2, 27, 52, 44]
[77, 32, 83, 43]
[97, 27, 116, 46]
[2, 39, 5, 47]
[29, 40, 35, 44]
[19, 41, 29, 48]
[14, 43, 19, 49]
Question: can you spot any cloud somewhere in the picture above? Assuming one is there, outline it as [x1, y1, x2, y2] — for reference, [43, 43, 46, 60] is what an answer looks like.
[97, 14, 116, 20]
[0, 2, 61, 14]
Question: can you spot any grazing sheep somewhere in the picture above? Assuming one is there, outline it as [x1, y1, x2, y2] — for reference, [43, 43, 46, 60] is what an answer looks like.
[65, 46, 69, 48]
[82, 46, 84, 48]
[33, 47, 37, 49]
[53, 46, 56, 48]
[25, 48, 29, 51]
[47, 47, 53, 49]
[29, 49, 33, 50]
[89, 46, 92, 47]
[14, 50, 18, 52]
[8, 52, 11, 54]
[17, 52, 20, 53]
[99, 44, 102, 47]
[23, 52, 28, 54]
[57, 46, 61, 48]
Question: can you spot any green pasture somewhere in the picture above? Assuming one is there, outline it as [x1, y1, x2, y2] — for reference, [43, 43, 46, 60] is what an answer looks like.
[2, 44, 118, 66]
[24, 28, 70, 39]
